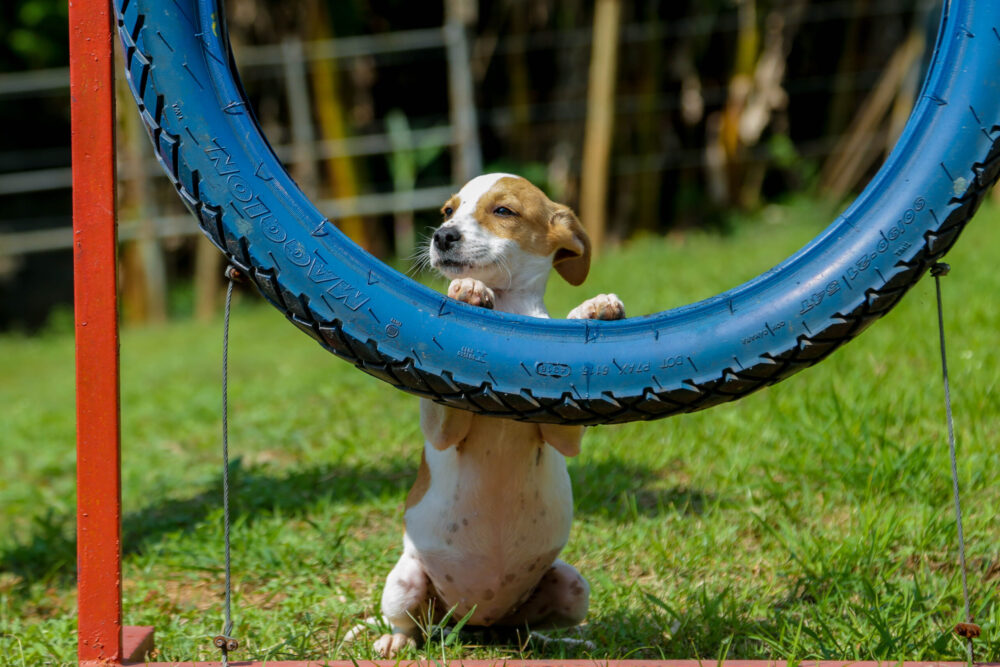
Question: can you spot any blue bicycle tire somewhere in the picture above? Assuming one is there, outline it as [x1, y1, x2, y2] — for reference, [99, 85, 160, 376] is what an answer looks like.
[115, 0, 1000, 425]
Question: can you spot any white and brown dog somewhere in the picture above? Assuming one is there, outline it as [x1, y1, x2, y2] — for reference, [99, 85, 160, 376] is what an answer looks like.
[365, 173, 624, 657]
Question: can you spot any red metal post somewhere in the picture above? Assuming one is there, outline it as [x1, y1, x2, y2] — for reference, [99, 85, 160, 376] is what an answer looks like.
[70, 0, 123, 663]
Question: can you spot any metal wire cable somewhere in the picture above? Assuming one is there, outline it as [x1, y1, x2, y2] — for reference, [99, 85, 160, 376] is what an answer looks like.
[932, 263, 974, 664]
[219, 275, 236, 666]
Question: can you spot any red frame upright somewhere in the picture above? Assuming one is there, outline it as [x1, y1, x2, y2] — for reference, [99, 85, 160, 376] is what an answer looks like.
[70, 0, 157, 661]
[70, 0, 124, 661]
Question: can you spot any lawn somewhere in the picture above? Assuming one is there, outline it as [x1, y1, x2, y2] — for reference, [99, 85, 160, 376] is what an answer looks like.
[1, 198, 997, 665]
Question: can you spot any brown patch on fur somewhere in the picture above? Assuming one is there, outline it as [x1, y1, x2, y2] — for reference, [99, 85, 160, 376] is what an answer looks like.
[405, 450, 431, 510]
[472, 177, 590, 285]
[483, 589, 495, 600]
[472, 177, 548, 244]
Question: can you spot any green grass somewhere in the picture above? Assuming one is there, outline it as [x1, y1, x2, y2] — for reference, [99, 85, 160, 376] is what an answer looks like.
[1, 197, 998, 665]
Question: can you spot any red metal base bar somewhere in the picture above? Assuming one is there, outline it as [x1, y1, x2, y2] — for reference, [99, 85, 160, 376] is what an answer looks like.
[123, 626, 156, 662]
[123, 661, 992, 667]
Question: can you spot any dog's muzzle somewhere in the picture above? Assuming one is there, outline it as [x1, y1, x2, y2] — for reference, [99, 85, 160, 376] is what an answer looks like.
[433, 226, 462, 252]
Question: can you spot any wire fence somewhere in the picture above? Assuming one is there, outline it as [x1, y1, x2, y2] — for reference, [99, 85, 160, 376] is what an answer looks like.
[0, 0, 928, 326]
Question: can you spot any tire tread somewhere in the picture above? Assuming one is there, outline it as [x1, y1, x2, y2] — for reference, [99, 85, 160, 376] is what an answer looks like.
[116, 0, 1000, 425]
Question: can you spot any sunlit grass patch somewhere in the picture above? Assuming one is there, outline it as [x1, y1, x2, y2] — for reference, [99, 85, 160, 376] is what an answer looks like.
[1, 198, 997, 664]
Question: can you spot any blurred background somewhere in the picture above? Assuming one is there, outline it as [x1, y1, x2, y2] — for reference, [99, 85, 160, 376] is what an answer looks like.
[0, 0, 945, 331]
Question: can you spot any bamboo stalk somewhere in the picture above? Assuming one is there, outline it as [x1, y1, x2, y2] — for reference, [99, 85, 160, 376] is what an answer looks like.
[307, 0, 370, 250]
[580, 0, 622, 254]
[819, 32, 924, 199]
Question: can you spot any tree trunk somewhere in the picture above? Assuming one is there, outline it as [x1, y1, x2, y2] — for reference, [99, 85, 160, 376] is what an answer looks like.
[633, 5, 667, 234]
[194, 236, 223, 321]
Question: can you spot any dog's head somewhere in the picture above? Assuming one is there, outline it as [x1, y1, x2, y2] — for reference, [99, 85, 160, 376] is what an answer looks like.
[429, 173, 591, 289]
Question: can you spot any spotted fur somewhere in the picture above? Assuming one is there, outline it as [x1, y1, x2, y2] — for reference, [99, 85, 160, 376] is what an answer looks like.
[364, 174, 624, 657]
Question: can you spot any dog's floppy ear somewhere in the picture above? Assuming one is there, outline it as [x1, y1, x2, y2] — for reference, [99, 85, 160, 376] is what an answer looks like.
[549, 204, 591, 286]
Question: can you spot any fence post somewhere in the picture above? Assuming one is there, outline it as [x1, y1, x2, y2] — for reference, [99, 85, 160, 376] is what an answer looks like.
[444, 0, 483, 183]
[282, 38, 321, 198]
[116, 46, 168, 325]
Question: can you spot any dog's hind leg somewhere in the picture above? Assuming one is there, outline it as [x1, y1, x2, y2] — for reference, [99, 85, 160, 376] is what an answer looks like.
[496, 559, 590, 629]
[373, 547, 431, 657]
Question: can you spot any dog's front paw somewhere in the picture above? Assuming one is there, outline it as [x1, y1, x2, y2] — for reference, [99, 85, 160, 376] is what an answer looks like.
[567, 293, 625, 320]
[374, 632, 416, 658]
[448, 278, 495, 309]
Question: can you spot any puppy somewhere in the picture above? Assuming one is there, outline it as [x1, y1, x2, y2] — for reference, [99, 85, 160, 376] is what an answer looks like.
[371, 173, 624, 657]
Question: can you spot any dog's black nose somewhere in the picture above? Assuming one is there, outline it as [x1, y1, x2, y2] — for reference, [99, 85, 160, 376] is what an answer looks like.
[433, 227, 462, 251]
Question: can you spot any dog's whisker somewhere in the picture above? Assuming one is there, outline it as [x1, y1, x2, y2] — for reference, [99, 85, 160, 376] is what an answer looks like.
[408, 234, 432, 258]
[407, 252, 428, 266]
[498, 255, 514, 291]
[406, 241, 434, 277]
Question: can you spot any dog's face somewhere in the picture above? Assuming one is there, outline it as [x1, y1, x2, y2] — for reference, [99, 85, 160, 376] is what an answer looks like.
[429, 173, 591, 289]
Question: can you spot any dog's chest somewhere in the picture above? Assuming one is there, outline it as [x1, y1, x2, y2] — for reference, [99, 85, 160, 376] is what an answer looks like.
[404, 416, 573, 624]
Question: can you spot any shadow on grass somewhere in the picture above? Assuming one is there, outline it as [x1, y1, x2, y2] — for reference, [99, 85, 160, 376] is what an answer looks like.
[421, 587, 782, 661]
[571, 458, 720, 518]
[0, 457, 414, 589]
[586, 595, 785, 661]
[1, 456, 716, 593]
